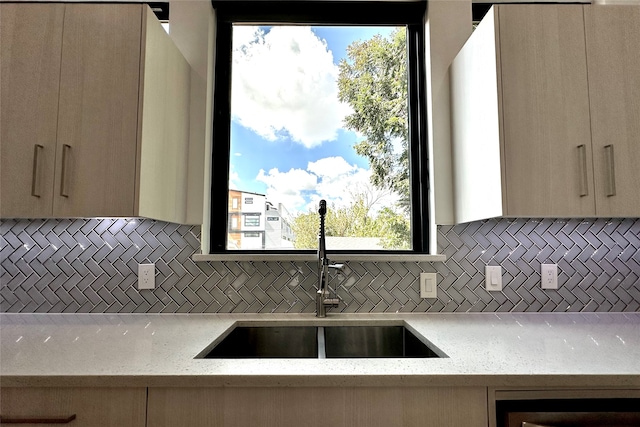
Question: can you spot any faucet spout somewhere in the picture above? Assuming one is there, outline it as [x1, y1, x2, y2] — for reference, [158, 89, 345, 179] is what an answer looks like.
[316, 200, 339, 317]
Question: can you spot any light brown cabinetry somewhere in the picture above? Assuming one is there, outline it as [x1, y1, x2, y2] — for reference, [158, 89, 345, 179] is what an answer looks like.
[584, 5, 640, 218]
[498, 5, 594, 218]
[1, 3, 199, 224]
[451, 5, 593, 222]
[52, 3, 143, 218]
[450, 4, 640, 223]
[0, 3, 65, 217]
[147, 386, 488, 427]
[0, 387, 146, 426]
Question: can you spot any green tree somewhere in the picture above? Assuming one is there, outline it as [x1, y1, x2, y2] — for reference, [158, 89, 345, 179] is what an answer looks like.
[337, 28, 409, 209]
[291, 194, 410, 250]
[374, 207, 411, 250]
[291, 210, 319, 250]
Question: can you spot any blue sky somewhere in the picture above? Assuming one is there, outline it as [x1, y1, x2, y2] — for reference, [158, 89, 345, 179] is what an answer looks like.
[229, 25, 398, 215]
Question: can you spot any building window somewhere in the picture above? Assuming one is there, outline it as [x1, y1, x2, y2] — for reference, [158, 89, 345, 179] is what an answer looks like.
[267, 216, 280, 222]
[244, 214, 260, 227]
[209, 0, 429, 254]
[244, 197, 253, 205]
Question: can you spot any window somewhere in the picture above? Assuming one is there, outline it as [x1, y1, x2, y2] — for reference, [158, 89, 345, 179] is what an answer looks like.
[209, 0, 429, 255]
[244, 197, 253, 205]
[244, 214, 261, 227]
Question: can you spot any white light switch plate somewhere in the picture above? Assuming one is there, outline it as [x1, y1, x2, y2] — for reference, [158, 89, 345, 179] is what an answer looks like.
[420, 272, 437, 298]
[138, 263, 155, 290]
[485, 266, 502, 292]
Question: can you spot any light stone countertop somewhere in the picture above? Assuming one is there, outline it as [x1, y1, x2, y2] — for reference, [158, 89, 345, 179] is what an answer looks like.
[1, 312, 639, 388]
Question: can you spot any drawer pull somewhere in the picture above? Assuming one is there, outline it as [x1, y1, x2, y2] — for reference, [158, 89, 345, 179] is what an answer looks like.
[60, 144, 71, 197]
[605, 144, 616, 197]
[577, 144, 588, 197]
[0, 414, 76, 424]
[31, 144, 44, 197]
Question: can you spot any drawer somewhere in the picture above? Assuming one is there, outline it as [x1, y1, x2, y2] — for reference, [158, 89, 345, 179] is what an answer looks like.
[0, 387, 146, 426]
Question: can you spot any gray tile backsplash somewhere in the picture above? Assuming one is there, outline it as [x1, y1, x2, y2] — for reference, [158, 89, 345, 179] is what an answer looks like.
[1, 218, 638, 313]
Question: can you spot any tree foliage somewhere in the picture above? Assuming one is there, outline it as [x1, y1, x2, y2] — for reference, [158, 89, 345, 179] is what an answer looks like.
[337, 28, 409, 209]
[291, 194, 410, 250]
[292, 30, 413, 250]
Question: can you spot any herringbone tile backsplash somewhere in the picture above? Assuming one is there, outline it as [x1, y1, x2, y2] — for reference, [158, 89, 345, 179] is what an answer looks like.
[1, 218, 639, 313]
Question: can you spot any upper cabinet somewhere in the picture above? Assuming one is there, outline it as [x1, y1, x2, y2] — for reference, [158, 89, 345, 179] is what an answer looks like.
[1, 3, 201, 224]
[54, 3, 143, 219]
[584, 5, 640, 217]
[1, 3, 65, 218]
[450, 4, 640, 223]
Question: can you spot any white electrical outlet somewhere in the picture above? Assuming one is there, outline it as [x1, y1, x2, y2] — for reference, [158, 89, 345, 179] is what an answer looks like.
[138, 263, 155, 290]
[420, 272, 437, 298]
[485, 266, 502, 291]
[541, 264, 558, 289]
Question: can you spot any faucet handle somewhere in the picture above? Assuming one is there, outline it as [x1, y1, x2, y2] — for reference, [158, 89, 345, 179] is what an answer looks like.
[328, 263, 345, 272]
[323, 298, 339, 308]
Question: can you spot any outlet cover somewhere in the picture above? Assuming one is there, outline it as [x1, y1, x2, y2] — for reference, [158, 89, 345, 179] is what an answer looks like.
[485, 266, 502, 292]
[541, 264, 558, 289]
[138, 263, 155, 290]
[420, 272, 437, 298]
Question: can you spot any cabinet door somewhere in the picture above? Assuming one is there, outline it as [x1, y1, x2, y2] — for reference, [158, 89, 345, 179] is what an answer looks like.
[0, 3, 63, 217]
[148, 386, 488, 427]
[498, 5, 595, 217]
[0, 387, 146, 427]
[585, 5, 640, 217]
[137, 6, 193, 223]
[54, 4, 142, 217]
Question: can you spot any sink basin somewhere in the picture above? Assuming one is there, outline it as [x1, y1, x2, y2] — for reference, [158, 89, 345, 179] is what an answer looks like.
[201, 326, 317, 358]
[198, 324, 445, 359]
[323, 325, 439, 358]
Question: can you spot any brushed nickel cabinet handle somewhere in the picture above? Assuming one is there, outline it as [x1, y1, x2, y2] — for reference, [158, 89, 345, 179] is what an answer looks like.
[605, 144, 616, 197]
[60, 144, 71, 197]
[0, 414, 76, 424]
[31, 144, 44, 197]
[577, 144, 588, 197]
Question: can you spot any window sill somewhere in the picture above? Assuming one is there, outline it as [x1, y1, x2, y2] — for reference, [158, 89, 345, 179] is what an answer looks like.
[192, 253, 446, 262]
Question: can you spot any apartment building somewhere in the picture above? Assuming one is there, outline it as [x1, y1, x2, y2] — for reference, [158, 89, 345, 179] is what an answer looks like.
[228, 190, 294, 249]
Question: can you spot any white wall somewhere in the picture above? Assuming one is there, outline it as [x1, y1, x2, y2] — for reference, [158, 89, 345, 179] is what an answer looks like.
[425, 0, 472, 254]
[426, 0, 473, 232]
[169, 1, 216, 244]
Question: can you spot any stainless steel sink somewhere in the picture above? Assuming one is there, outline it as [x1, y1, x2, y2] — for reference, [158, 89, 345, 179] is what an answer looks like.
[323, 325, 440, 358]
[201, 326, 318, 358]
[198, 324, 445, 359]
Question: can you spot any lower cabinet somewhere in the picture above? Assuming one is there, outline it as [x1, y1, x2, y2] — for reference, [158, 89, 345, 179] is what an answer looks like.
[489, 388, 640, 427]
[5, 385, 636, 426]
[0, 387, 146, 427]
[147, 386, 488, 427]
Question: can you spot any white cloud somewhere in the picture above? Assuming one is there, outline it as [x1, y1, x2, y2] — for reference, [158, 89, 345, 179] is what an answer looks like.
[256, 168, 317, 211]
[254, 156, 400, 215]
[231, 26, 350, 148]
[229, 167, 241, 190]
[310, 167, 372, 211]
[307, 157, 357, 179]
